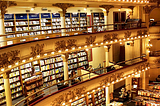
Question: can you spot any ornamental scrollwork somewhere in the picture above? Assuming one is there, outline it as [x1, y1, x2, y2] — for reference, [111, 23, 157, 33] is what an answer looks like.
[99, 5, 114, 15]
[99, 72, 124, 86]
[52, 3, 74, 17]
[104, 33, 118, 42]
[133, 62, 150, 72]
[30, 44, 44, 57]
[67, 39, 77, 49]
[55, 40, 66, 51]
[103, 34, 111, 42]
[55, 39, 77, 51]
[51, 86, 86, 106]
[0, 50, 20, 68]
[143, 5, 156, 14]
[124, 31, 131, 38]
[137, 30, 143, 36]
[85, 36, 96, 45]
[0, 1, 17, 19]
[143, 30, 148, 35]
[112, 33, 118, 39]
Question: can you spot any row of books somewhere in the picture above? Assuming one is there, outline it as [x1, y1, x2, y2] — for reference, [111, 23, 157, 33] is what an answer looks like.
[9, 71, 20, 77]
[9, 76, 20, 83]
[10, 82, 21, 88]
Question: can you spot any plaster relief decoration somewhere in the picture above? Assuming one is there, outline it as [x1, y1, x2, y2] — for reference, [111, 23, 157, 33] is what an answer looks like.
[0, 50, 20, 68]
[99, 5, 114, 16]
[137, 30, 148, 37]
[52, 3, 74, 17]
[30, 44, 44, 57]
[51, 86, 86, 106]
[99, 72, 124, 86]
[67, 39, 77, 49]
[124, 31, 131, 39]
[112, 33, 118, 39]
[133, 62, 150, 72]
[85, 36, 96, 45]
[137, 30, 143, 36]
[103, 34, 111, 42]
[149, 57, 160, 69]
[103, 33, 118, 42]
[0, 1, 17, 19]
[55, 39, 77, 51]
[143, 5, 156, 14]
[143, 30, 147, 35]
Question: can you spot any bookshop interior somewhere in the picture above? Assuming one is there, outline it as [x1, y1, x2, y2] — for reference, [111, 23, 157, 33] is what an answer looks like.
[1, 0, 160, 106]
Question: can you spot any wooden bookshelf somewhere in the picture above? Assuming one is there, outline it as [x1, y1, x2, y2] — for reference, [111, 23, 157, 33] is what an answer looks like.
[0, 74, 5, 105]
[52, 13, 61, 33]
[0, 50, 88, 104]
[24, 75, 43, 104]
[92, 12, 105, 32]
[68, 88, 105, 106]
[29, 13, 41, 36]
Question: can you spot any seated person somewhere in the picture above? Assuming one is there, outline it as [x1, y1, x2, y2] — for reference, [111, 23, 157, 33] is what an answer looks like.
[71, 71, 79, 85]
[87, 65, 93, 72]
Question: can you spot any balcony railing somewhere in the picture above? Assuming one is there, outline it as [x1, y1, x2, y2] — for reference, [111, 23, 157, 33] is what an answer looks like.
[13, 55, 146, 106]
[150, 50, 160, 56]
[0, 22, 146, 48]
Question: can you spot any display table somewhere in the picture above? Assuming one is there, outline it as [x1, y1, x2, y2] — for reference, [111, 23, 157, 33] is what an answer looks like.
[108, 101, 123, 106]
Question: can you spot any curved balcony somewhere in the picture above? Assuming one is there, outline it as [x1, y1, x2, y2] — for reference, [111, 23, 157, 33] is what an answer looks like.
[0, 22, 146, 49]
[12, 56, 148, 106]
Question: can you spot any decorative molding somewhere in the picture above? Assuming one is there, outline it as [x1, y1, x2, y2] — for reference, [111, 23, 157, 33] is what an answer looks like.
[137, 30, 143, 36]
[104, 45, 111, 52]
[128, 6, 135, 15]
[104, 33, 118, 42]
[61, 53, 69, 62]
[133, 62, 150, 72]
[154, 58, 160, 64]
[52, 3, 74, 17]
[124, 31, 131, 38]
[3, 72, 10, 79]
[99, 5, 114, 15]
[0, 1, 17, 19]
[112, 33, 118, 39]
[30, 44, 44, 57]
[0, 50, 20, 68]
[67, 39, 77, 49]
[55, 39, 77, 51]
[143, 5, 156, 14]
[51, 86, 86, 106]
[85, 36, 96, 45]
[103, 34, 111, 42]
[99, 72, 124, 86]
[143, 30, 148, 35]
[55, 40, 66, 51]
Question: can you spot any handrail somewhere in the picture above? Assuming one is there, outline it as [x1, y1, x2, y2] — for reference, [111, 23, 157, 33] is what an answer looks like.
[13, 55, 146, 106]
[0, 22, 146, 48]
[150, 50, 160, 56]
[3, 22, 145, 36]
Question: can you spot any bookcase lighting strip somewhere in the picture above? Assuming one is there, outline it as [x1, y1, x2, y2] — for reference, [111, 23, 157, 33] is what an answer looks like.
[62, 66, 150, 106]
[0, 35, 150, 73]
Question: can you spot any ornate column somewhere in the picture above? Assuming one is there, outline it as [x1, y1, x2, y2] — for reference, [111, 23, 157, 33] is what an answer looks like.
[104, 45, 111, 67]
[99, 5, 114, 30]
[52, 3, 74, 36]
[0, 1, 7, 47]
[105, 87, 110, 105]
[0, 1, 16, 47]
[125, 76, 132, 91]
[143, 5, 155, 31]
[61, 53, 69, 83]
[128, 6, 135, 19]
[3, 72, 12, 106]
